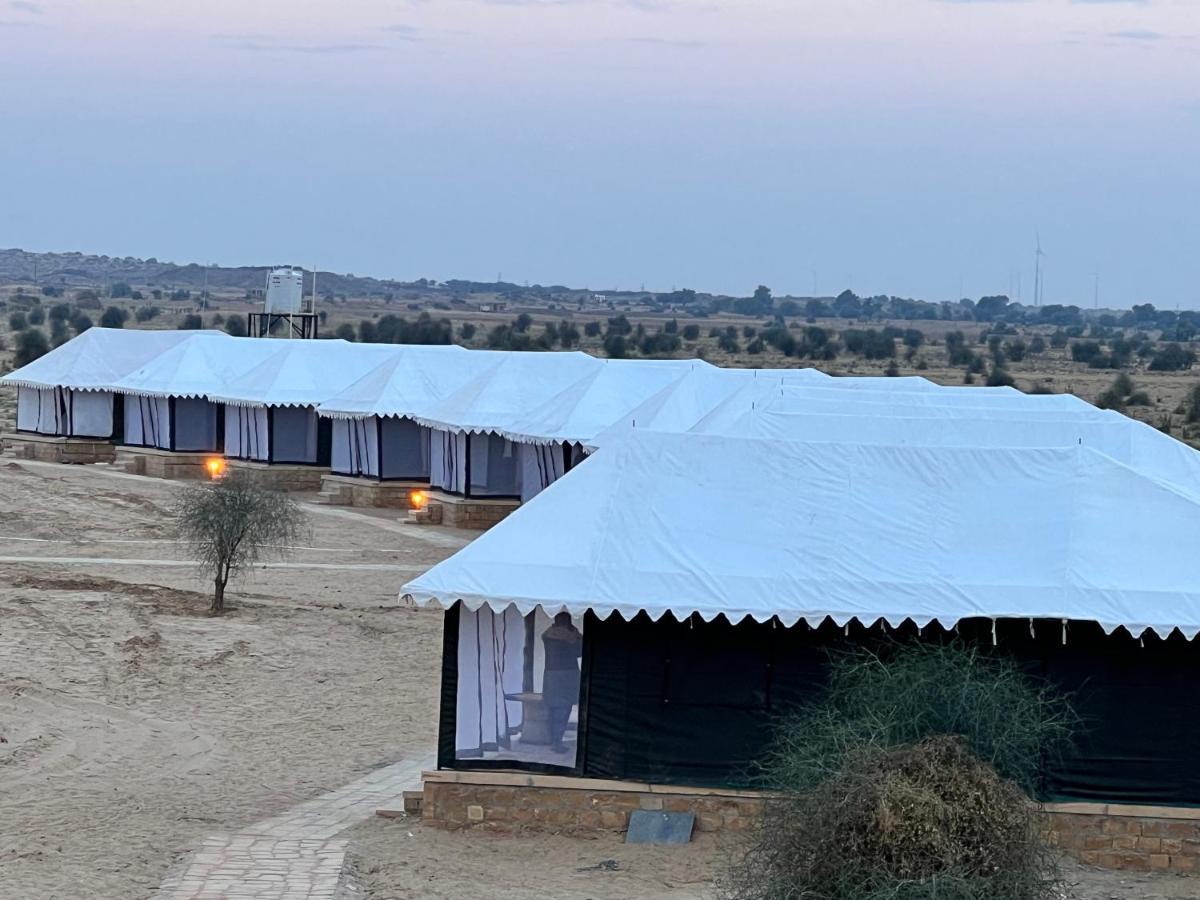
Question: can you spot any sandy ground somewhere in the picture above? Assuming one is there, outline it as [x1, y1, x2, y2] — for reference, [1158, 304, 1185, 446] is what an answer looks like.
[345, 819, 1200, 900]
[2, 461, 1198, 900]
[0, 460, 461, 899]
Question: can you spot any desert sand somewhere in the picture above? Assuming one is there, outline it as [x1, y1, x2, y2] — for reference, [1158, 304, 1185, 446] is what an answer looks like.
[0, 460, 454, 898]
[1, 460, 1195, 899]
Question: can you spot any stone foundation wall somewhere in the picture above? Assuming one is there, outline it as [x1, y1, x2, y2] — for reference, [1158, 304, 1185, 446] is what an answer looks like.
[225, 459, 327, 492]
[422, 776, 763, 834]
[116, 448, 213, 480]
[1044, 807, 1200, 873]
[427, 493, 519, 530]
[2, 433, 116, 464]
[422, 773, 1200, 873]
[318, 475, 422, 509]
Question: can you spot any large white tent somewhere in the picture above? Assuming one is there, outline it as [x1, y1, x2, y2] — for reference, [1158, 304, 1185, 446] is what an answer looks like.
[209, 340, 400, 464]
[111, 333, 280, 451]
[404, 430, 1200, 640]
[3, 328, 209, 439]
[494, 358, 707, 500]
[412, 351, 602, 498]
[317, 346, 492, 480]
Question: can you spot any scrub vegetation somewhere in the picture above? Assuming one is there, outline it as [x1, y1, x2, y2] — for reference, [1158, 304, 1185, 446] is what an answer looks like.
[172, 472, 310, 614]
[719, 643, 1076, 900]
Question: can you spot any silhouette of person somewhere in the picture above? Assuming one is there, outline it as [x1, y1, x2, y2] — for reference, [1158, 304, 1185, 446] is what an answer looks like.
[541, 612, 583, 753]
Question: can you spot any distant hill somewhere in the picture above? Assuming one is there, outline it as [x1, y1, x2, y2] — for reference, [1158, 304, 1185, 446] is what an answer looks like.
[0, 248, 425, 299]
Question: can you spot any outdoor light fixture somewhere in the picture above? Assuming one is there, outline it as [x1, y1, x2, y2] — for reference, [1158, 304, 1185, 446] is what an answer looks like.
[205, 457, 227, 480]
[409, 489, 428, 510]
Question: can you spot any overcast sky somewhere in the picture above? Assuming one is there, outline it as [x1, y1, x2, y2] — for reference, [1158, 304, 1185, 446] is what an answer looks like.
[1, 0, 1197, 306]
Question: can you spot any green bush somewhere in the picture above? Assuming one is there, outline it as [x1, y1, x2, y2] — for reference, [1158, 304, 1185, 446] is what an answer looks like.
[14, 328, 49, 366]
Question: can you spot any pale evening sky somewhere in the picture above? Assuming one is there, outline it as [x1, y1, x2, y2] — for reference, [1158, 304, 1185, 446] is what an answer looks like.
[1, 0, 1197, 306]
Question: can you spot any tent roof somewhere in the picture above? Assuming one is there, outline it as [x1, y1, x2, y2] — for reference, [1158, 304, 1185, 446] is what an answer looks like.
[586, 366, 829, 449]
[688, 378, 1090, 435]
[403, 431, 1200, 639]
[316, 344, 490, 420]
[497, 358, 710, 445]
[0, 327, 213, 391]
[697, 406, 1200, 497]
[109, 333, 280, 399]
[411, 351, 603, 433]
[207, 339, 402, 407]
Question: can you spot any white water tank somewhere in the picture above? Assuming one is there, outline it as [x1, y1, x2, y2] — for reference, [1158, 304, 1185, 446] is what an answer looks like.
[264, 267, 304, 314]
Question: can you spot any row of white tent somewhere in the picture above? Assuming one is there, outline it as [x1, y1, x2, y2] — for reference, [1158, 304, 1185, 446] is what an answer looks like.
[5, 328, 1200, 507]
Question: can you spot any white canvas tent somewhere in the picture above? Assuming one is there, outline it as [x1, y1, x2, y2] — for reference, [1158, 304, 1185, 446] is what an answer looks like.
[112, 333, 279, 452]
[404, 431, 1200, 640]
[318, 346, 494, 481]
[496, 359, 708, 501]
[414, 352, 602, 497]
[2, 327, 206, 440]
[210, 340, 398, 464]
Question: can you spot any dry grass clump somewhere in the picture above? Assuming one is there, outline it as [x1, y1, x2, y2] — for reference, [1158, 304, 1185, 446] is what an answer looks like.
[719, 643, 1073, 900]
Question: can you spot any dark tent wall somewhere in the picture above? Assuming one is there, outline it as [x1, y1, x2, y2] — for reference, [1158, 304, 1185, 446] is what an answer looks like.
[439, 605, 1200, 807]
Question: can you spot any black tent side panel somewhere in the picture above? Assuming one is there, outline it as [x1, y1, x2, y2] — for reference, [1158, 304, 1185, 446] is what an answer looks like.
[578, 614, 1200, 806]
[437, 602, 461, 771]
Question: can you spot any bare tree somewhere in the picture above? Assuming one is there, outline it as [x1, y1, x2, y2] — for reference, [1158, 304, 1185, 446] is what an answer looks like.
[172, 473, 309, 614]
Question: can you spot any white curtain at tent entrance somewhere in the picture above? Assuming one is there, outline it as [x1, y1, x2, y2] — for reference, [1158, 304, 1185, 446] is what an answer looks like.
[331, 417, 379, 476]
[123, 395, 171, 449]
[431, 429, 467, 492]
[16, 386, 112, 438]
[173, 398, 220, 452]
[225, 405, 269, 461]
[456, 605, 582, 767]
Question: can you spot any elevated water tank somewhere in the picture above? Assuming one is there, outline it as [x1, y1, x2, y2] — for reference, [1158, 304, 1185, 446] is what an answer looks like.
[264, 267, 305, 315]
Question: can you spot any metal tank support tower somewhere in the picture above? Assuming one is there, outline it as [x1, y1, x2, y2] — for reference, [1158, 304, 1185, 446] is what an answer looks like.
[248, 266, 319, 338]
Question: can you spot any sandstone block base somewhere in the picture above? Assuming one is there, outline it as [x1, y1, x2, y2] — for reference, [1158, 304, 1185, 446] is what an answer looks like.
[1043, 804, 1200, 873]
[426, 492, 519, 530]
[317, 474, 425, 509]
[116, 447, 215, 480]
[2, 433, 116, 464]
[421, 771, 763, 835]
[421, 770, 1200, 873]
[224, 459, 328, 492]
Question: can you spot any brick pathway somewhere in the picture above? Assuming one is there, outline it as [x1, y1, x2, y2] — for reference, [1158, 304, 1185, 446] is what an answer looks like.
[155, 756, 432, 899]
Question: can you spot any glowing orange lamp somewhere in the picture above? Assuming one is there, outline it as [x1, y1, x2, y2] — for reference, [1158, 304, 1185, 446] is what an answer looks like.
[205, 457, 227, 480]
[409, 489, 428, 510]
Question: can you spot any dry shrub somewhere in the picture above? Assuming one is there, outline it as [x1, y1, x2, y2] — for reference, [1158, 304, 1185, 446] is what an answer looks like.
[724, 737, 1058, 900]
[719, 643, 1073, 900]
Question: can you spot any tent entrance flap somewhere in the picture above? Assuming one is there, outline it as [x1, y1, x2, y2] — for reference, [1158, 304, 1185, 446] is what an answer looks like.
[225, 405, 269, 461]
[453, 604, 584, 769]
